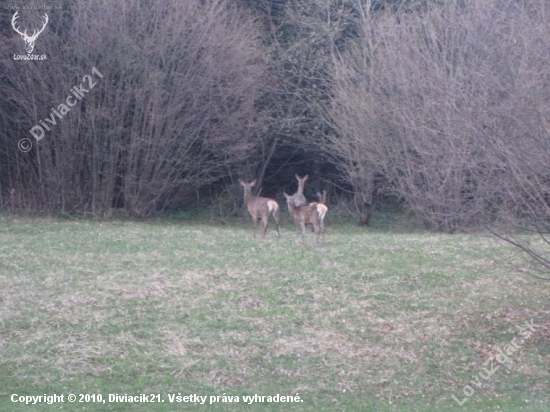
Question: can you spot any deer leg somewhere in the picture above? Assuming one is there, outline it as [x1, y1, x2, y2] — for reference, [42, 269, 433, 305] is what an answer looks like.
[317, 220, 324, 244]
[262, 216, 269, 238]
[300, 222, 307, 245]
[315, 223, 321, 244]
[273, 209, 281, 237]
[252, 216, 258, 238]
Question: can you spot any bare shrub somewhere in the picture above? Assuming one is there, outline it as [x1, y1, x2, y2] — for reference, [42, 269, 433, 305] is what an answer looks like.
[0, 0, 267, 216]
[328, 0, 550, 234]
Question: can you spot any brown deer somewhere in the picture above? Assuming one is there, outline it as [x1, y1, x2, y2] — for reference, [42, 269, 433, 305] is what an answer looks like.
[239, 179, 280, 238]
[292, 174, 309, 207]
[283, 192, 328, 245]
[305, 189, 327, 232]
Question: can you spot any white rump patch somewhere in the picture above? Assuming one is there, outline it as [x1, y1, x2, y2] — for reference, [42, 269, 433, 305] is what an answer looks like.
[316, 204, 328, 220]
[267, 200, 278, 213]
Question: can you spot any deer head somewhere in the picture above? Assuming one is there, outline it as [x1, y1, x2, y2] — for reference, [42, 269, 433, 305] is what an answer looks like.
[316, 190, 327, 204]
[295, 174, 308, 191]
[12, 11, 49, 54]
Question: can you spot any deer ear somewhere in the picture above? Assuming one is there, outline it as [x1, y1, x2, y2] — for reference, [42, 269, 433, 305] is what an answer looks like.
[239, 179, 244, 186]
[250, 180, 256, 187]
[304, 174, 309, 181]
[295, 174, 300, 180]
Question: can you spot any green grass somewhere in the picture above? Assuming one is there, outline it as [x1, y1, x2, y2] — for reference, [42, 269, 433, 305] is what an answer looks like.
[0, 214, 549, 411]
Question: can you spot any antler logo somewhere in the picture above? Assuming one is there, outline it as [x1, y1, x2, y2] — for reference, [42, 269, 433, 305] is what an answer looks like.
[11, 11, 49, 54]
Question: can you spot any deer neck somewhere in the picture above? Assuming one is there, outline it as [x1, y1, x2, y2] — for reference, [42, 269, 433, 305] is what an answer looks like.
[243, 189, 254, 204]
[287, 200, 298, 215]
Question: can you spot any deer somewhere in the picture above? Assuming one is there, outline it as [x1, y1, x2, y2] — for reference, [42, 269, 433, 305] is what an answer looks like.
[11, 11, 49, 54]
[315, 190, 327, 205]
[292, 174, 309, 207]
[283, 192, 328, 245]
[293, 175, 327, 233]
[239, 179, 280, 238]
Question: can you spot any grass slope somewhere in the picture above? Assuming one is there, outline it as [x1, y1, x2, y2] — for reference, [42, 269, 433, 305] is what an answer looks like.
[0, 214, 549, 411]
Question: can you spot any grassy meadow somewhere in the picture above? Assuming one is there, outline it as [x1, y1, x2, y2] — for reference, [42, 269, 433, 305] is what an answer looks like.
[0, 213, 549, 411]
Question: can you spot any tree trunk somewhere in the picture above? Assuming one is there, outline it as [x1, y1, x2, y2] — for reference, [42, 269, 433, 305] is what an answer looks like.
[359, 201, 372, 226]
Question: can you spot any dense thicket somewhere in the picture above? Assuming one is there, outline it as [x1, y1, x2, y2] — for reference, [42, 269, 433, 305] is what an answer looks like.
[0, 0, 267, 216]
[329, 0, 550, 232]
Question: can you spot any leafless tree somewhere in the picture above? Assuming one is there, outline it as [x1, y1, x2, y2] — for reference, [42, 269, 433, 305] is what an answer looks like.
[327, 1, 543, 229]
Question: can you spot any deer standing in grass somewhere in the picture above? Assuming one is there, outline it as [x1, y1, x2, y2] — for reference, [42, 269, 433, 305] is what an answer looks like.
[283, 192, 328, 245]
[239, 179, 280, 238]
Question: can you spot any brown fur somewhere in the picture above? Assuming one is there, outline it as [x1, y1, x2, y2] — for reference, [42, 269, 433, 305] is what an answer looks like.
[284, 192, 327, 245]
[239, 179, 280, 238]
